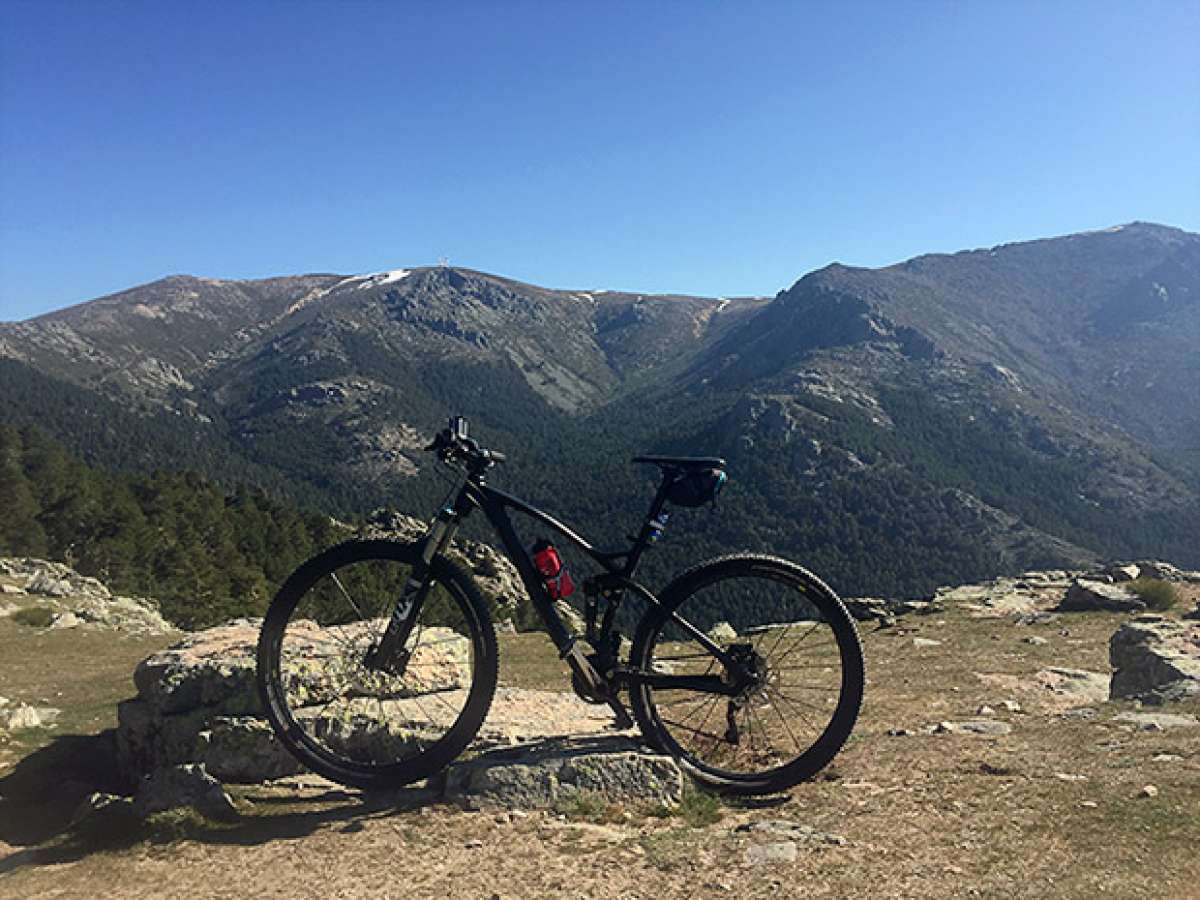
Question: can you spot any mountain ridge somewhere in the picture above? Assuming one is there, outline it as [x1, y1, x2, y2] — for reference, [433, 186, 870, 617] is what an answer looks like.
[2, 222, 1197, 600]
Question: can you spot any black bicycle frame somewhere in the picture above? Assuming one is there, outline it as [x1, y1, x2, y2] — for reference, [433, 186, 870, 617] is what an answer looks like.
[369, 461, 741, 706]
[457, 471, 739, 687]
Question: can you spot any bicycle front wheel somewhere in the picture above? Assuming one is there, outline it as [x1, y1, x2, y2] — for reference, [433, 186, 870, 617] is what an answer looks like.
[257, 540, 498, 790]
[630, 554, 863, 796]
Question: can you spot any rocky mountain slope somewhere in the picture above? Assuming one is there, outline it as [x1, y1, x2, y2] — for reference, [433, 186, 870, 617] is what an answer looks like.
[2, 224, 1198, 598]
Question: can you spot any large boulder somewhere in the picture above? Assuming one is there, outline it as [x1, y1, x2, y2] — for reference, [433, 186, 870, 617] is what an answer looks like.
[1059, 579, 1144, 613]
[116, 617, 470, 783]
[1109, 616, 1200, 703]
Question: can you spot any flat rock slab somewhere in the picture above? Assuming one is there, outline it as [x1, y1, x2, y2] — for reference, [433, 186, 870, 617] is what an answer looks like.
[440, 735, 683, 810]
[1113, 711, 1200, 730]
[1036, 667, 1111, 704]
[745, 842, 798, 865]
[974, 667, 1109, 714]
[475, 687, 630, 746]
[735, 820, 847, 845]
[938, 570, 1078, 619]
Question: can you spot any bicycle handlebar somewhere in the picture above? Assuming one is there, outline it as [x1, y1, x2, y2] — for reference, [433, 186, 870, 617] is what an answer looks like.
[424, 416, 506, 469]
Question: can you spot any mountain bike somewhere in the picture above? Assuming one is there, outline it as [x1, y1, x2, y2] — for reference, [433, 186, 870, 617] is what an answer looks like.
[256, 417, 864, 796]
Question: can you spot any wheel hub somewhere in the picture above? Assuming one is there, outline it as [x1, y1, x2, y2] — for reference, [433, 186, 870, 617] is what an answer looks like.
[725, 643, 768, 696]
[722, 643, 769, 745]
[362, 641, 411, 676]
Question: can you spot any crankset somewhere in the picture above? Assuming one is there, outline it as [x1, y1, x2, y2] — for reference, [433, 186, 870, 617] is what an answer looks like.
[570, 650, 615, 704]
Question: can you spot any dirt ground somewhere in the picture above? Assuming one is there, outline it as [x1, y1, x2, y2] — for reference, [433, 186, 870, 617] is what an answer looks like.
[1, 583, 1198, 899]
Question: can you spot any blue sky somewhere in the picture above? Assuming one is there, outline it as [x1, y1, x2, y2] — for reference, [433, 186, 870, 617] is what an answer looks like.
[1, 0, 1197, 320]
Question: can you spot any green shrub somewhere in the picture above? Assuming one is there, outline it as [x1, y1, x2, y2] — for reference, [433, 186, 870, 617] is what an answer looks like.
[554, 791, 624, 823]
[10, 606, 55, 628]
[650, 785, 724, 827]
[1126, 578, 1178, 612]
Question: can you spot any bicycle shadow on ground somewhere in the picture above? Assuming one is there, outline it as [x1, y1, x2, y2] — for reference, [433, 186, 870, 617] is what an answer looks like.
[0, 730, 443, 877]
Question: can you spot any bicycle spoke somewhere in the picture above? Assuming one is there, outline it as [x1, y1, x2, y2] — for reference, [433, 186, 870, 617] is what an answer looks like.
[772, 621, 824, 664]
[774, 661, 841, 671]
[745, 701, 774, 757]
[765, 689, 804, 754]
[657, 716, 727, 746]
[763, 684, 822, 733]
[656, 692, 715, 710]
[331, 573, 372, 626]
[690, 689, 724, 744]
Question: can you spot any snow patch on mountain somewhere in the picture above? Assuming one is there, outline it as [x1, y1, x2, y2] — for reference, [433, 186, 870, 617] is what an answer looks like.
[357, 269, 411, 289]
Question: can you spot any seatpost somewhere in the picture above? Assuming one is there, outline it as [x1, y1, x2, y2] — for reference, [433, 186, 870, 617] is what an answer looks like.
[623, 474, 674, 576]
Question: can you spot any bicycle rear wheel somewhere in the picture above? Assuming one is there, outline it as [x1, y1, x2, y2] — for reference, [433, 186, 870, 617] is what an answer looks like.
[629, 554, 863, 796]
[257, 540, 498, 790]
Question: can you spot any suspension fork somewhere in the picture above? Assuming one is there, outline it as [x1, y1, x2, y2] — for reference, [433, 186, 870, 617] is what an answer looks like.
[364, 505, 462, 673]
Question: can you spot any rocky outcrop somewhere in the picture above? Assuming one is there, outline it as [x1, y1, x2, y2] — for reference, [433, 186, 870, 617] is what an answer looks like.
[1059, 579, 1144, 613]
[843, 597, 939, 621]
[933, 569, 1078, 618]
[1129, 561, 1200, 583]
[115, 617, 630, 785]
[1105, 564, 1142, 583]
[1094, 560, 1200, 584]
[441, 736, 682, 810]
[2, 558, 111, 599]
[1109, 616, 1200, 703]
[0, 558, 175, 635]
[116, 618, 470, 783]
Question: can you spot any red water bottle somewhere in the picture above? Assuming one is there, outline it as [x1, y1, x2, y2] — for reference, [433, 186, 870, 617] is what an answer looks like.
[532, 540, 575, 600]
